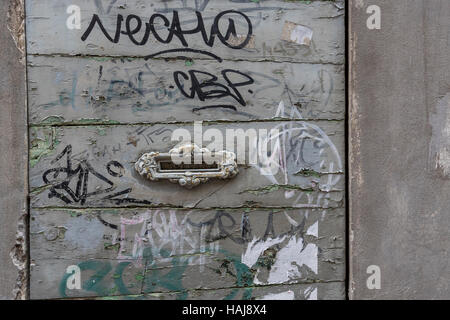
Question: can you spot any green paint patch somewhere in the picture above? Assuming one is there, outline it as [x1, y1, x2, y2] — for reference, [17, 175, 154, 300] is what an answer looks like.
[185, 59, 194, 66]
[142, 248, 189, 300]
[295, 168, 323, 178]
[104, 243, 120, 251]
[91, 57, 138, 62]
[135, 274, 145, 281]
[58, 209, 86, 217]
[97, 128, 107, 136]
[240, 184, 314, 195]
[108, 286, 119, 295]
[76, 118, 120, 125]
[40, 115, 66, 125]
[99, 296, 120, 300]
[29, 127, 60, 167]
[30, 184, 51, 196]
[34, 118, 121, 126]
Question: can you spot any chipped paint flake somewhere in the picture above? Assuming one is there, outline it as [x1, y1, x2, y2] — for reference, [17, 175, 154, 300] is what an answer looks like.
[227, 34, 255, 49]
[7, 0, 25, 64]
[241, 236, 286, 268]
[429, 93, 450, 177]
[281, 21, 313, 46]
[9, 214, 27, 300]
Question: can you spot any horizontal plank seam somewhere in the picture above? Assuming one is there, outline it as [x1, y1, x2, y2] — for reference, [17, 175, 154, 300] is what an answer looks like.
[27, 53, 345, 66]
[48, 280, 346, 301]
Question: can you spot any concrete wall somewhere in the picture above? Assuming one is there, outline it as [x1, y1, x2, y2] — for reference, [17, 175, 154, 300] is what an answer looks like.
[26, 0, 346, 299]
[349, 0, 450, 299]
[0, 0, 28, 300]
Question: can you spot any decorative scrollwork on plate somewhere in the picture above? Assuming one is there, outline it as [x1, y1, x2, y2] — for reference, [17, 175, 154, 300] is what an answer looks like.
[135, 143, 238, 189]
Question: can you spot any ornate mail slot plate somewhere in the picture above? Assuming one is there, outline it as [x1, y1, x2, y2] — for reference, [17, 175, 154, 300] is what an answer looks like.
[135, 144, 239, 188]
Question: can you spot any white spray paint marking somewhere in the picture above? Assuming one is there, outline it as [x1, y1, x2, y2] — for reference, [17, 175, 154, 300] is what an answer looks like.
[267, 237, 318, 284]
[307, 221, 318, 237]
[284, 211, 299, 227]
[116, 210, 219, 267]
[244, 100, 343, 298]
[258, 290, 295, 300]
[436, 149, 450, 176]
[253, 101, 343, 208]
[305, 286, 318, 300]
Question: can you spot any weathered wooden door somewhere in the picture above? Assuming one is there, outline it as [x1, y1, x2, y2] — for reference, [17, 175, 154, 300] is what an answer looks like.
[27, 0, 345, 300]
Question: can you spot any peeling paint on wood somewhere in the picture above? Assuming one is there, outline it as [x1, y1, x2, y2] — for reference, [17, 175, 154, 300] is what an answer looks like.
[281, 21, 313, 46]
[28, 122, 345, 209]
[26, 0, 346, 300]
[27, 56, 345, 124]
[30, 207, 344, 299]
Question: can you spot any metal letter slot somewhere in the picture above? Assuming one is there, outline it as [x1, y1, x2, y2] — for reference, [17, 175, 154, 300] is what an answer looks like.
[135, 143, 239, 189]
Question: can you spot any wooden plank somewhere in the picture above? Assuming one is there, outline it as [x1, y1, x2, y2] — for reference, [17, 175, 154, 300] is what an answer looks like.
[27, 55, 345, 124]
[29, 122, 345, 209]
[26, 0, 347, 300]
[26, 0, 345, 64]
[30, 208, 345, 299]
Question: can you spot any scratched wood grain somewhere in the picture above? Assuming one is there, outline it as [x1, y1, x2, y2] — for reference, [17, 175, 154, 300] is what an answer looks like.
[29, 122, 345, 209]
[27, 55, 345, 124]
[30, 208, 345, 299]
[26, 0, 345, 64]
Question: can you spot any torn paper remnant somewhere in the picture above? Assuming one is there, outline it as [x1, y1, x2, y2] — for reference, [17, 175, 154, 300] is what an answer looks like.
[281, 21, 313, 46]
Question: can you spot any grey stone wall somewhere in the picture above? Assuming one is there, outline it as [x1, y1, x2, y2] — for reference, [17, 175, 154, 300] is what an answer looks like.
[349, 0, 450, 299]
[0, 0, 28, 300]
